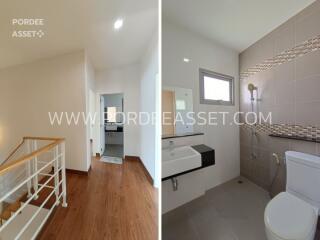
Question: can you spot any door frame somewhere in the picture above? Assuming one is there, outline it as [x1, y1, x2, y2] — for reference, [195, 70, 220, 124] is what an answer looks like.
[97, 92, 125, 158]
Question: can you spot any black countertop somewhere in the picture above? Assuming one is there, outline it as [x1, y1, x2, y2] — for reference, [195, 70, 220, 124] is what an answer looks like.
[162, 144, 215, 181]
[162, 132, 204, 139]
[105, 126, 123, 133]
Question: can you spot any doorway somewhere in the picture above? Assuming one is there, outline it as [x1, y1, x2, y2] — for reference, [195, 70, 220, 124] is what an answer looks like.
[101, 93, 124, 159]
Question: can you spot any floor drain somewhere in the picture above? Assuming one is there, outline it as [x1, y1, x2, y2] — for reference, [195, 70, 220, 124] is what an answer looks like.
[238, 180, 243, 184]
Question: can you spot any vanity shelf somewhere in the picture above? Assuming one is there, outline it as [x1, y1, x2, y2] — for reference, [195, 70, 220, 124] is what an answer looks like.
[162, 144, 215, 181]
[162, 132, 204, 139]
[269, 134, 320, 143]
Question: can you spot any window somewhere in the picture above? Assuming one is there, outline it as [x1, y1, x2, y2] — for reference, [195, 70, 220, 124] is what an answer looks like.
[175, 100, 186, 110]
[107, 107, 117, 122]
[199, 68, 234, 105]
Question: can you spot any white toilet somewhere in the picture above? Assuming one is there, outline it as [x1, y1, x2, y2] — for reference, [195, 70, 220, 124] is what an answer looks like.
[265, 151, 320, 240]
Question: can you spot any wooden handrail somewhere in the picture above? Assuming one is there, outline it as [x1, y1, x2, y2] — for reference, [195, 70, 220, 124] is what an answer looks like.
[23, 136, 65, 141]
[0, 137, 65, 176]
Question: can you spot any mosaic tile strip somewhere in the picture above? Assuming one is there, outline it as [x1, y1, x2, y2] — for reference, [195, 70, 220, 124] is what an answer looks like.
[242, 123, 320, 142]
[240, 35, 320, 80]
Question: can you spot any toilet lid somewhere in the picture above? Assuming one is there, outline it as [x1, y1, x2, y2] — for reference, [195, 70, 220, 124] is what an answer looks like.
[265, 192, 317, 240]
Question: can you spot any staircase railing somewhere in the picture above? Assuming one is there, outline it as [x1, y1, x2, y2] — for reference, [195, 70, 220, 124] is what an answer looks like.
[0, 137, 67, 240]
[1, 139, 26, 167]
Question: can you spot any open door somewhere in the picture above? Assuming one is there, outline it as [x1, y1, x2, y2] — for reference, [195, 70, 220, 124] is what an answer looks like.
[100, 95, 105, 154]
[162, 90, 175, 135]
[89, 89, 95, 157]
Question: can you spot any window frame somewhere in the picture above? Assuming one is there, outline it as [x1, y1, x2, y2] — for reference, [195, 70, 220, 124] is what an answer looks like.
[199, 68, 235, 106]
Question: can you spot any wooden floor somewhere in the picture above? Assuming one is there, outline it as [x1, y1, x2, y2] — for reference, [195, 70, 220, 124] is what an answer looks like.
[38, 157, 158, 240]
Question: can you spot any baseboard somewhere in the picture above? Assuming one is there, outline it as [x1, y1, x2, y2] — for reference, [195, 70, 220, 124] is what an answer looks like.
[125, 155, 154, 186]
[50, 167, 90, 176]
[125, 155, 141, 161]
[66, 168, 89, 175]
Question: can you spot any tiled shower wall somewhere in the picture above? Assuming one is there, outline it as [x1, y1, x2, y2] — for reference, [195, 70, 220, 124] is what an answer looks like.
[239, 1, 320, 196]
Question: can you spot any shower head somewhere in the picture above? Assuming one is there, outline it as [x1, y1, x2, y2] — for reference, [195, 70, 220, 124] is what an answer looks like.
[248, 83, 257, 92]
[247, 83, 257, 101]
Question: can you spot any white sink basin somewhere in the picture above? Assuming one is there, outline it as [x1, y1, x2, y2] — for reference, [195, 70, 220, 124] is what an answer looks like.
[162, 146, 201, 178]
[106, 125, 117, 131]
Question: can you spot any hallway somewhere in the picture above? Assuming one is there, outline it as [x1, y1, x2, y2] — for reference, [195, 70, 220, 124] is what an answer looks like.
[39, 157, 158, 240]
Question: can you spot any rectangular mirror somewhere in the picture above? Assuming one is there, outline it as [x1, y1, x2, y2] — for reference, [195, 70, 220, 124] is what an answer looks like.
[162, 86, 193, 136]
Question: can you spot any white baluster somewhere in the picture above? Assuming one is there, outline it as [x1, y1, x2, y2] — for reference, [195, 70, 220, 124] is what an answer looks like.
[61, 142, 68, 207]
[26, 140, 32, 198]
[33, 140, 39, 200]
[54, 145, 60, 206]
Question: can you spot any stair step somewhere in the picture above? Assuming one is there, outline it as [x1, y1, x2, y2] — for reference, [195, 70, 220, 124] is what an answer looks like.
[0, 210, 11, 221]
[0, 203, 49, 239]
[8, 201, 21, 213]
[0, 201, 22, 224]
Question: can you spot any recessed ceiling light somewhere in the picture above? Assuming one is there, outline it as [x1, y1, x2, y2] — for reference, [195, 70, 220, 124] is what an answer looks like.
[183, 58, 190, 63]
[114, 18, 123, 30]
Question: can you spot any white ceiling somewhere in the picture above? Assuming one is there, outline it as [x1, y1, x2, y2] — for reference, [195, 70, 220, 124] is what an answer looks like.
[163, 0, 316, 52]
[0, 0, 158, 70]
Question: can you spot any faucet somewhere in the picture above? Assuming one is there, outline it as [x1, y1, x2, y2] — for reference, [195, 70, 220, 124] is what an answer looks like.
[171, 177, 178, 191]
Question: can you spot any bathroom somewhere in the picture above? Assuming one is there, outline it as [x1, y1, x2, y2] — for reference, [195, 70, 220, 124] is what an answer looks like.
[162, 0, 320, 240]
[102, 93, 124, 161]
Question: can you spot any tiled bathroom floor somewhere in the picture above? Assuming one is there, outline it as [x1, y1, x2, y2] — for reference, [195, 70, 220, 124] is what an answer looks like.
[162, 177, 270, 240]
[103, 144, 123, 157]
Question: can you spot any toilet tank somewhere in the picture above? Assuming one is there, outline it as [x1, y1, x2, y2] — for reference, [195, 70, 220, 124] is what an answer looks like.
[286, 151, 320, 210]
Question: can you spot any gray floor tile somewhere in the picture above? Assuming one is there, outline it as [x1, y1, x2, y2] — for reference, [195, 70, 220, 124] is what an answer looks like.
[162, 177, 270, 240]
[103, 144, 123, 157]
[163, 205, 200, 240]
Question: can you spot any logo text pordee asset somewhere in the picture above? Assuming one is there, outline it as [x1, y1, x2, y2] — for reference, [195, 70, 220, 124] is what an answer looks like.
[47, 111, 272, 126]
[12, 18, 45, 38]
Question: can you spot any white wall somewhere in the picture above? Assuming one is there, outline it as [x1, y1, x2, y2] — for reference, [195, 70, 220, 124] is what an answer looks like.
[162, 21, 240, 200]
[140, 32, 159, 187]
[95, 64, 141, 157]
[162, 135, 205, 212]
[0, 51, 88, 171]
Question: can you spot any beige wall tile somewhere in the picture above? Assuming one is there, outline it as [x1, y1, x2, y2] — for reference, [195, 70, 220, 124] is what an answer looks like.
[295, 75, 320, 103]
[295, 51, 320, 80]
[257, 133, 270, 150]
[294, 0, 320, 22]
[269, 138, 291, 159]
[274, 78, 295, 105]
[274, 20, 295, 54]
[295, 7, 320, 43]
[290, 140, 317, 155]
[274, 61, 295, 83]
[272, 104, 295, 124]
[317, 143, 320, 155]
[240, 2, 320, 190]
[295, 101, 320, 126]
